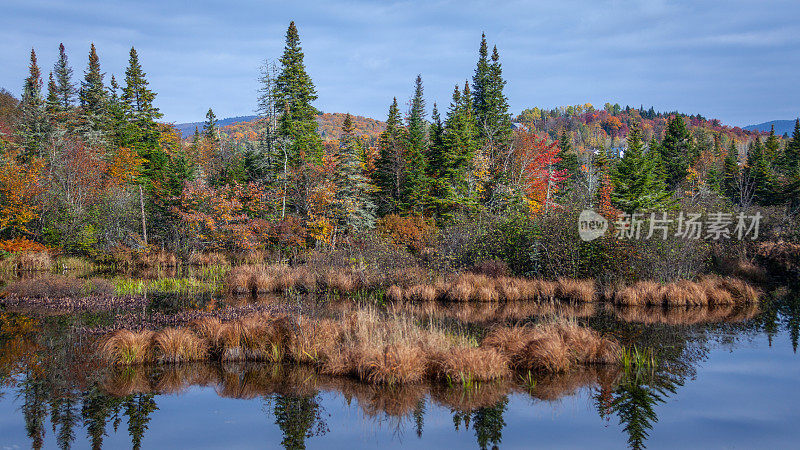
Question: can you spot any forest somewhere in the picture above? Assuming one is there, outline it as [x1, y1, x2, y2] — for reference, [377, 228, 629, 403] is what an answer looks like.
[1, 21, 799, 284]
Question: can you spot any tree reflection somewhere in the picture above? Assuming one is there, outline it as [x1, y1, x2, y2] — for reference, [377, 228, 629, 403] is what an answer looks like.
[269, 394, 328, 450]
[452, 397, 508, 450]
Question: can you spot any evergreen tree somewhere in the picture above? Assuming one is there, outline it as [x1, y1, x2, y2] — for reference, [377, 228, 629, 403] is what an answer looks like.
[16, 49, 47, 158]
[471, 33, 490, 133]
[275, 21, 323, 165]
[53, 43, 77, 111]
[556, 128, 579, 177]
[122, 47, 161, 122]
[402, 75, 428, 214]
[334, 113, 376, 230]
[611, 123, 673, 212]
[46, 72, 60, 114]
[373, 98, 405, 215]
[80, 43, 106, 115]
[426, 103, 444, 176]
[203, 107, 218, 142]
[747, 137, 777, 205]
[660, 116, 692, 188]
[722, 140, 740, 201]
[764, 124, 781, 162]
[784, 118, 800, 172]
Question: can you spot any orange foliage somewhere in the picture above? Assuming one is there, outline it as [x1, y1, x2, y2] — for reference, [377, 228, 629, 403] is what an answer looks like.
[376, 214, 435, 253]
[0, 237, 49, 253]
[0, 154, 43, 233]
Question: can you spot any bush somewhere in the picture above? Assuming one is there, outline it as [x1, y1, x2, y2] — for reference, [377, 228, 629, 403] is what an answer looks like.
[376, 214, 436, 254]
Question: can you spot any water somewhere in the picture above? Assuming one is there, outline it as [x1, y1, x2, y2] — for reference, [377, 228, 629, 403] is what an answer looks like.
[1, 290, 799, 449]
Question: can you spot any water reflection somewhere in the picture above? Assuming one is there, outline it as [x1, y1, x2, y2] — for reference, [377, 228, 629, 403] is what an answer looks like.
[1, 283, 800, 449]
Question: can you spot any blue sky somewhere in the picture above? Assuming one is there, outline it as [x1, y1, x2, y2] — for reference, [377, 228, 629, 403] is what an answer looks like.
[1, 0, 798, 126]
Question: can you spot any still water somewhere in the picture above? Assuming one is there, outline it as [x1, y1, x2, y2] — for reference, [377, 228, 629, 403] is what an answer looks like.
[1, 295, 798, 449]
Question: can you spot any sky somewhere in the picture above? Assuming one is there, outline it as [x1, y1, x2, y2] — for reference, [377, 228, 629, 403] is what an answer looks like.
[1, 0, 798, 127]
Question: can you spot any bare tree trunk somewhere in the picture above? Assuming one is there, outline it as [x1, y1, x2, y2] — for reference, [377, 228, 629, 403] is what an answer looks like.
[139, 185, 148, 246]
[282, 148, 288, 219]
[545, 164, 553, 213]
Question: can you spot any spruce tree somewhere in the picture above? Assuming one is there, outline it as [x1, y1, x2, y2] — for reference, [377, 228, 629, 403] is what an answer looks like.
[80, 43, 106, 115]
[16, 49, 47, 158]
[275, 21, 322, 165]
[54, 43, 76, 110]
[203, 108, 218, 142]
[747, 137, 777, 205]
[46, 72, 60, 114]
[722, 140, 740, 202]
[660, 116, 692, 187]
[483, 45, 512, 147]
[784, 118, 800, 172]
[122, 47, 161, 122]
[334, 113, 376, 230]
[402, 75, 428, 214]
[764, 124, 781, 162]
[471, 33, 490, 132]
[373, 98, 405, 215]
[556, 128, 579, 177]
[611, 123, 673, 212]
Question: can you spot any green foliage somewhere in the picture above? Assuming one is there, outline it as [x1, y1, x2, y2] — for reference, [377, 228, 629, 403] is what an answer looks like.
[276, 21, 323, 166]
[660, 116, 692, 187]
[402, 75, 429, 214]
[373, 97, 405, 215]
[611, 123, 674, 212]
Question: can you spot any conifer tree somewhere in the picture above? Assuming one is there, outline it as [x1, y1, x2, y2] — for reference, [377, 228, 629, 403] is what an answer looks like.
[80, 43, 106, 115]
[784, 119, 800, 172]
[334, 113, 376, 230]
[402, 75, 428, 214]
[764, 124, 781, 162]
[472, 33, 490, 132]
[203, 108, 218, 142]
[16, 49, 47, 158]
[426, 103, 444, 176]
[611, 123, 673, 212]
[722, 140, 740, 201]
[122, 47, 161, 122]
[556, 128, 579, 177]
[747, 137, 777, 205]
[660, 116, 692, 187]
[46, 72, 60, 114]
[54, 43, 76, 110]
[275, 21, 322, 165]
[373, 98, 405, 215]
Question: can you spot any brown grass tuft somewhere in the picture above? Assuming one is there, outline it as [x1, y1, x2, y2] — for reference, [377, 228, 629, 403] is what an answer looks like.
[99, 330, 154, 365]
[152, 328, 208, 363]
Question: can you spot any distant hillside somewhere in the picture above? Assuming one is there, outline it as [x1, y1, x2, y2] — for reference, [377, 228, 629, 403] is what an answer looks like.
[174, 115, 258, 138]
[175, 113, 386, 141]
[744, 119, 798, 136]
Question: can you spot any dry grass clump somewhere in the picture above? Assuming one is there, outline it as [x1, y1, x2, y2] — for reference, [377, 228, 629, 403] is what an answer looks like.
[482, 322, 620, 373]
[188, 251, 228, 266]
[606, 276, 759, 306]
[151, 328, 208, 363]
[610, 304, 760, 325]
[99, 307, 622, 385]
[100, 330, 155, 365]
[3, 275, 115, 298]
[12, 251, 53, 271]
[555, 278, 596, 303]
[431, 347, 510, 383]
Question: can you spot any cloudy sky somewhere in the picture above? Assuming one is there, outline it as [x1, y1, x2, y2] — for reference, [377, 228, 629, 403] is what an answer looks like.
[1, 0, 798, 126]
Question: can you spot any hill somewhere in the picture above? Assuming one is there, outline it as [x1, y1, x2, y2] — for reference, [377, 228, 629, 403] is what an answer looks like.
[174, 115, 258, 138]
[744, 119, 798, 136]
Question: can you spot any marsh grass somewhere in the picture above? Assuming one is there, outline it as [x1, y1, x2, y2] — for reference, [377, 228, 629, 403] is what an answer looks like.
[114, 277, 221, 296]
[3, 274, 115, 298]
[98, 307, 622, 386]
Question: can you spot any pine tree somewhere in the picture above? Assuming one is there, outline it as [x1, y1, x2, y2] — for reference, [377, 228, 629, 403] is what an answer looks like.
[660, 116, 692, 187]
[784, 118, 800, 172]
[747, 137, 777, 205]
[764, 124, 781, 162]
[484, 45, 512, 147]
[203, 108, 218, 142]
[275, 21, 322, 165]
[373, 98, 405, 215]
[16, 49, 47, 158]
[80, 43, 106, 115]
[556, 128, 579, 177]
[334, 113, 376, 230]
[722, 140, 740, 201]
[122, 48, 161, 121]
[54, 43, 76, 110]
[46, 72, 60, 114]
[611, 123, 673, 212]
[402, 75, 428, 214]
[471, 33, 490, 133]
